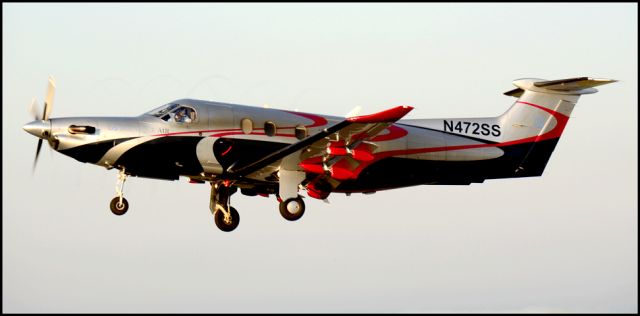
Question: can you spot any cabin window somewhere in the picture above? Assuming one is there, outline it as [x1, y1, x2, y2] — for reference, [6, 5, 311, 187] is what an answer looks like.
[241, 118, 253, 134]
[295, 125, 307, 140]
[264, 121, 277, 137]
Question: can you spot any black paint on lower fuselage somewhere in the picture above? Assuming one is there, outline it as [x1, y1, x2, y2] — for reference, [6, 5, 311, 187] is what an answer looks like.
[114, 136, 205, 180]
[213, 138, 289, 174]
[58, 138, 136, 164]
[58, 135, 561, 191]
[58, 136, 204, 180]
[335, 138, 560, 192]
[59, 136, 290, 181]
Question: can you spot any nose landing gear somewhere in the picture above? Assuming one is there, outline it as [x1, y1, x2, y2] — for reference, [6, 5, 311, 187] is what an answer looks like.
[110, 196, 129, 215]
[109, 168, 129, 215]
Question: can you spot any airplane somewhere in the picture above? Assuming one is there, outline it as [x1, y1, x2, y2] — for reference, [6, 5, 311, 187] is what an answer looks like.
[23, 76, 615, 232]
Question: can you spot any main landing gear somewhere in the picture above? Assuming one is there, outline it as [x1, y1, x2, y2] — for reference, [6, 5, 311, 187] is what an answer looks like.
[279, 196, 305, 221]
[210, 181, 240, 232]
[109, 168, 129, 215]
[208, 182, 307, 232]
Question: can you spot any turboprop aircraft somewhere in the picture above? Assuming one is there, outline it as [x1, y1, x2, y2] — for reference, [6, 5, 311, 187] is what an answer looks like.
[23, 76, 615, 232]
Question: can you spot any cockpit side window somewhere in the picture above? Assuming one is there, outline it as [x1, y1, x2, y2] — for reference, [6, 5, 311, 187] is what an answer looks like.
[146, 103, 197, 123]
[171, 106, 197, 124]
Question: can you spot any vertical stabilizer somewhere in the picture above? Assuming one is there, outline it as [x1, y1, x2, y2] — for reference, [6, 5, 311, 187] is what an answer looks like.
[500, 77, 616, 176]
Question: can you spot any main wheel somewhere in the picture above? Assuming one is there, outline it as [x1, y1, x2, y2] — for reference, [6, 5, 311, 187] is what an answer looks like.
[279, 197, 305, 221]
[109, 197, 129, 216]
[214, 206, 240, 232]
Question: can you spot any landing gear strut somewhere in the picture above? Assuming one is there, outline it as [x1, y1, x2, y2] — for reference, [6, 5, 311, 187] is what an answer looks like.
[210, 181, 240, 232]
[109, 168, 129, 215]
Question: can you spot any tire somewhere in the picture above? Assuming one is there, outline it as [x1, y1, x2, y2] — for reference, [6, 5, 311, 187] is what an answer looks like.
[214, 206, 240, 232]
[279, 197, 305, 221]
[110, 197, 129, 216]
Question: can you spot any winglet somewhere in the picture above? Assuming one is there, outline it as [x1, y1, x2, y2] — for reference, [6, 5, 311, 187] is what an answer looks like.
[347, 105, 413, 123]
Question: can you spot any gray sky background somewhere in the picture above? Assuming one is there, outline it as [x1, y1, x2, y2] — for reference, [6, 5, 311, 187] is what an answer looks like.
[2, 3, 637, 313]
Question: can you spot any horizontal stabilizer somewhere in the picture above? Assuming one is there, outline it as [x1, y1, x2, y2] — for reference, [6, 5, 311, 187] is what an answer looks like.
[533, 77, 617, 91]
[505, 77, 617, 97]
[504, 88, 525, 97]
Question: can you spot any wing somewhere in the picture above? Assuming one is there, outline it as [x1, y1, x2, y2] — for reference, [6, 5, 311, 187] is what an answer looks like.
[227, 105, 414, 181]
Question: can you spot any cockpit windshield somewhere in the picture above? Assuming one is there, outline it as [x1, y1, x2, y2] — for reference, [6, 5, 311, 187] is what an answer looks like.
[145, 103, 197, 123]
[147, 103, 180, 118]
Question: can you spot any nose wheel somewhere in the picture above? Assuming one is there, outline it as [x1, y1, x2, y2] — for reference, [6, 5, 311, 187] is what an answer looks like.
[110, 197, 129, 215]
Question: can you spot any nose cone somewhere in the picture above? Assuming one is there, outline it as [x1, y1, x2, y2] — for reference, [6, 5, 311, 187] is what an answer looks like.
[23, 120, 50, 139]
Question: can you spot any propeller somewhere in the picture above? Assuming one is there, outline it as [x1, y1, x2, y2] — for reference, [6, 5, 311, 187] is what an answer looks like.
[26, 76, 56, 172]
[29, 97, 41, 120]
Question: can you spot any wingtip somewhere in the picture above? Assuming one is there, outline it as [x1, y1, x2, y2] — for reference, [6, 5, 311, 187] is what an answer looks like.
[590, 77, 617, 82]
[347, 105, 414, 123]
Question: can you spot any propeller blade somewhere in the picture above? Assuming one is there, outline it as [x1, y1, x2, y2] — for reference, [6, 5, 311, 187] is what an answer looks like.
[42, 76, 56, 120]
[33, 138, 43, 172]
[29, 97, 41, 120]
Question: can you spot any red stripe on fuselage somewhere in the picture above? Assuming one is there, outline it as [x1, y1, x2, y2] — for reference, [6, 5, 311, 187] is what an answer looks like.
[153, 128, 241, 137]
[380, 101, 568, 157]
[152, 109, 409, 142]
[153, 110, 329, 138]
[344, 101, 569, 179]
[284, 111, 329, 128]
